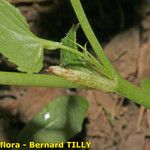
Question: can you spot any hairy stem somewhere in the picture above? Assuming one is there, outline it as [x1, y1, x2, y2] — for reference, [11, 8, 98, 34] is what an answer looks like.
[0, 72, 83, 88]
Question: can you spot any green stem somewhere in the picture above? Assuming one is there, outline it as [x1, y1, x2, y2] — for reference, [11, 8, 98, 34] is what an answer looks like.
[0, 72, 83, 88]
[70, 0, 115, 75]
[70, 0, 150, 108]
[85, 51, 113, 79]
[41, 39, 84, 58]
[117, 77, 150, 108]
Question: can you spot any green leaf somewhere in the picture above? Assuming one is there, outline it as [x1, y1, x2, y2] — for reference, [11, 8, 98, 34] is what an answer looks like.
[60, 24, 83, 67]
[16, 95, 88, 148]
[140, 78, 150, 91]
[0, 0, 43, 73]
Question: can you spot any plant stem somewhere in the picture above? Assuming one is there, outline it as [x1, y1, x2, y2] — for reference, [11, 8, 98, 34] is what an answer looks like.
[117, 77, 150, 108]
[0, 72, 83, 88]
[41, 39, 84, 58]
[70, 0, 116, 76]
[70, 0, 150, 108]
[42, 39, 112, 78]
[50, 66, 118, 92]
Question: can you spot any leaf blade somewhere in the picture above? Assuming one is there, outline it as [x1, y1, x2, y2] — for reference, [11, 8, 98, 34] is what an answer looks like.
[0, 0, 43, 73]
[0, 0, 31, 34]
[17, 96, 88, 147]
[60, 24, 82, 67]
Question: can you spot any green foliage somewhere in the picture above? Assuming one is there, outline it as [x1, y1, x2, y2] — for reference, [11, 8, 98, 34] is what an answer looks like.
[16, 96, 88, 149]
[0, 0, 149, 108]
[60, 24, 82, 67]
[0, 0, 61, 73]
[0, 0, 43, 73]
[0, 1, 150, 147]
[70, 0, 115, 75]
[51, 23, 118, 91]
[0, 0, 118, 93]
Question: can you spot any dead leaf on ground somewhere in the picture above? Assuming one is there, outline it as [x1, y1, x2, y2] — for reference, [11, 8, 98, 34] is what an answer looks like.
[122, 134, 145, 150]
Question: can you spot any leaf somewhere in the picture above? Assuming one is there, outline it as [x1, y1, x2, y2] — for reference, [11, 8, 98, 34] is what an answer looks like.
[16, 95, 88, 148]
[60, 24, 83, 67]
[140, 78, 150, 91]
[0, 0, 43, 73]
